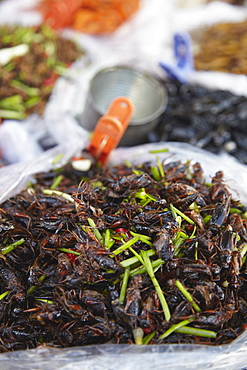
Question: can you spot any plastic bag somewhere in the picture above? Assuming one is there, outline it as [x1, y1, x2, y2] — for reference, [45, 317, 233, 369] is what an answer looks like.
[0, 118, 43, 164]
[1, 139, 247, 204]
[1, 140, 247, 369]
[0, 134, 87, 203]
[1, 334, 247, 370]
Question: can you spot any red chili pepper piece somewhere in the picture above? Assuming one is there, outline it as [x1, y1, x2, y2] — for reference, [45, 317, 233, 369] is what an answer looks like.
[115, 228, 131, 238]
[143, 326, 153, 335]
[66, 252, 76, 262]
[43, 73, 58, 87]
[185, 224, 194, 232]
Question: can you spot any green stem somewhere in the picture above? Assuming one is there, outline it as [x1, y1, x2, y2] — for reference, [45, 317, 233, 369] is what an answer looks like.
[119, 267, 130, 305]
[50, 175, 64, 190]
[36, 298, 54, 304]
[0, 94, 23, 109]
[240, 243, 247, 261]
[57, 248, 80, 256]
[10, 80, 39, 96]
[175, 326, 217, 338]
[129, 258, 164, 277]
[133, 327, 144, 345]
[149, 149, 169, 154]
[1, 238, 25, 255]
[42, 189, 74, 203]
[87, 218, 103, 242]
[103, 229, 115, 249]
[0, 291, 10, 300]
[151, 166, 161, 181]
[170, 204, 195, 225]
[203, 215, 212, 224]
[52, 153, 63, 164]
[0, 109, 25, 120]
[27, 275, 46, 295]
[113, 236, 139, 256]
[25, 96, 41, 109]
[157, 157, 165, 178]
[159, 318, 194, 339]
[141, 251, 171, 321]
[128, 246, 144, 265]
[190, 225, 197, 238]
[130, 231, 152, 245]
[142, 331, 156, 344]
[175, 280, 201, 312]
[120, 249, 156, 268]
[194, 241, 198, 260]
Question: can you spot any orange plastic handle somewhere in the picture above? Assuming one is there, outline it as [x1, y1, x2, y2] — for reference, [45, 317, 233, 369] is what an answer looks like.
[87, 97, 134, 165]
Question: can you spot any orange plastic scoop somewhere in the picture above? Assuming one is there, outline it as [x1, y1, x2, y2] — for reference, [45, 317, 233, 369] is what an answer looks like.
[87, 97, 134, 166]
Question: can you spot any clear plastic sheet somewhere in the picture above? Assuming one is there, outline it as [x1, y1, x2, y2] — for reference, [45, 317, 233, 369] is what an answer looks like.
[0, 119, 43, 164]
[0, 333, 247, 370]
[0, 0, 42, 26]
[0, 134, 87, 204]
[0, 141, 247, 369]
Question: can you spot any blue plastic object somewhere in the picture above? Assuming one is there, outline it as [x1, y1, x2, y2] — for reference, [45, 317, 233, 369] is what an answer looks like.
[160, 32, 194, 84]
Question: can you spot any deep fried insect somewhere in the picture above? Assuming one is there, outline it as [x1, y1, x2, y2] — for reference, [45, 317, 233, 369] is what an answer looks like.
[124, 275, 143, 322]
[153, 229, 174, 261]
[139, 291, 160, 333]
[106, 173, 154, 198]
[0, 157, 247, 351]
[166, 183, 206, 210]
[195, 299, 236, 328]
[209, 195, 231, 228]
[0, 263, 25, 301]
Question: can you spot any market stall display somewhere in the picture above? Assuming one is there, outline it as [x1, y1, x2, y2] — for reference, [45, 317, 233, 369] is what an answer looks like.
[1, 0, 247, 368]
[0, 141, 247, 352]
[0, 24, 84, 121]
[0, 140, 246, 370]
[192, 20, 247, 75]
[153, 78, 247, 165]
[37, 0, 140, 34]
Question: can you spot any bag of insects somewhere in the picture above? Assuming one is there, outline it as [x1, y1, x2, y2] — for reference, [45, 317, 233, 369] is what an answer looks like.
[0, 141, 247, 369]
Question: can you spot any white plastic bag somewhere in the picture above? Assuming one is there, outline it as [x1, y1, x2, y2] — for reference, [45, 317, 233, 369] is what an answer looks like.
[1, 334, 247, 370]
[0, 135, 87, 203]
[1, 140, 247, 203]
[0, 119, 43, 164]
[0, 140, 247, 369]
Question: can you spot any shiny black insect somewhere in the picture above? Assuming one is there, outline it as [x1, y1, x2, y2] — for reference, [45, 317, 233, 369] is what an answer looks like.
[151, 79, 247, 165]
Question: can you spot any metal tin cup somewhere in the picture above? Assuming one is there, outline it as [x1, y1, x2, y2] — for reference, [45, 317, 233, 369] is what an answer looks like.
[80, 65, 168, 146]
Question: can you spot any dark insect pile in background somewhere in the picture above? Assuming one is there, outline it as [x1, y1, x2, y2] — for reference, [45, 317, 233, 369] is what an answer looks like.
[151, 79, 247, 165]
